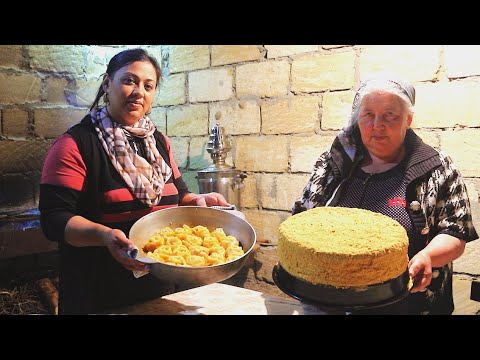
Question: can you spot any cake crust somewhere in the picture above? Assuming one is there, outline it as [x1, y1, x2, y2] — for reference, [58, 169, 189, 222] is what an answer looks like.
[278, 207, 409, 288]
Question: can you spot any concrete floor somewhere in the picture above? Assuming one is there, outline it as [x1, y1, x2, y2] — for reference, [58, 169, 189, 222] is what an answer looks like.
[452, 239, 480, 315]
[452, 276, 480, 315]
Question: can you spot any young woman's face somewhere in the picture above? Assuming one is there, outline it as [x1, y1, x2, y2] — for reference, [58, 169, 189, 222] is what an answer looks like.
[357, 92, 413, 162]
[103, 61, 158, 126]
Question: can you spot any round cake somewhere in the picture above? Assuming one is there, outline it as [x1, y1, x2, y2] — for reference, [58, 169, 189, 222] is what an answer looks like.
[278, 207, 409, 288]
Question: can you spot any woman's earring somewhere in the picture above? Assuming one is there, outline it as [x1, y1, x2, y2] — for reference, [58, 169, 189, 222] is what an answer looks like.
[103, 92, 110, 105]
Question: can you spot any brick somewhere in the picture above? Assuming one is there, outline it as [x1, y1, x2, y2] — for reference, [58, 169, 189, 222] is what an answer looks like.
[237, 61, 290, 97]
[290, 134, 337, 172]
[292, 51, 355, 92]
[235, 136, 289, 172]
[412, 129, 440, 149]
[29, 171, 41, 207]
[261, 96, 320, 134]
[2, 109, 29, 139]
[168, 136, 189, 168]
[2, 173, 34, 207]
[168, 45, 209, 73]
[0, 73, 41, 104]
[180, 170, 199, 193]
[0, 140, 52, 173]
[440, 129, 480, 177]
[0, 45, 23, 69]
[322, 90, 355, 130]
[149, 107, 166, 133]
[104, 47, 127, 69]
[46, 77, 69, 104]
[167, 104, 208, 136]
[145, 46, 162, 70]
[209, 100, 260, 135]
[242, 209, 290, 244]
[265, 45, 318, 58]
[189, 136, 209, 170]
[85, 46, 109, 80]
[359, 45, 441, 82]
[94, 46, 160, 79]
[241, 175, 258, 208]
[155, 73, 186, 106]
[66, 78, 102, 107]
[464, 179, 479, 204]
[259, 173, 311, 211]
[212, 45, 262, 66]
[445, 45, 480, 78]
[189, 68, 233, 102]
[34, 108, 87, 138]
[0, 227, 57, 259]
[414, 82, 480, 128]
[29, 45, 86, 73]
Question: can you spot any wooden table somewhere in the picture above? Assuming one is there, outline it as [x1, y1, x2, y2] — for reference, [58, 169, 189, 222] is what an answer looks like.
[111, 283, 327, 315]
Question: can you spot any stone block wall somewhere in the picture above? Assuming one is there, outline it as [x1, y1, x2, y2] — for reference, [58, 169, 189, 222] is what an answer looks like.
[1, 45, 479, 287]
[157, 45, 480, 248]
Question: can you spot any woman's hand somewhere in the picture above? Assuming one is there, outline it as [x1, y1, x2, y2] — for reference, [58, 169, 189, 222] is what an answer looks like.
[408, 251, 432, 293]
[181, 192, 230, 207]
[102, 228, 148, 272]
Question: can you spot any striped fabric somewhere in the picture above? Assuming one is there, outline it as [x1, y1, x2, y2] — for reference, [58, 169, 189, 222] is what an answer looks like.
[90, 106, 172, 207]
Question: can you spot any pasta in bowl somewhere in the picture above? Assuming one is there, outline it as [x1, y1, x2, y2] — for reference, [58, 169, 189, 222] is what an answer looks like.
[142, 224, 245, 266]
[129, 206, 256, 285]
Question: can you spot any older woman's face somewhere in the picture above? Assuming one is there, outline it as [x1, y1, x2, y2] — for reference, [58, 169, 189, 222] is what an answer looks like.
[103, 61, 157, 126]
[357, 92, 413, 162]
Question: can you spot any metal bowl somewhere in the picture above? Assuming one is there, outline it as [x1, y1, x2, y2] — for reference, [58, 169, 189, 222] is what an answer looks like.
[129, 206, 256, 286]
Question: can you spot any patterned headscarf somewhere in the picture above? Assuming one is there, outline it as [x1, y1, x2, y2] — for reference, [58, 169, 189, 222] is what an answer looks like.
[90, 106, 172, 207]
[351, 75, 416, 113]
[339, 74, 416, 161]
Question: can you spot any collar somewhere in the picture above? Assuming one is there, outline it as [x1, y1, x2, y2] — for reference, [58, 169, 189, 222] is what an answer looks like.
[330, 128, 441, 182]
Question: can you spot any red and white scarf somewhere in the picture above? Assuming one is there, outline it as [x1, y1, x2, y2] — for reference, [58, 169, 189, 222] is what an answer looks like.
[90, 106, 172, 207]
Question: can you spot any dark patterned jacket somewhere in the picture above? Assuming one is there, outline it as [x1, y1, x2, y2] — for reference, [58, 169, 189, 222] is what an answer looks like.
[293, 128, 478, 314]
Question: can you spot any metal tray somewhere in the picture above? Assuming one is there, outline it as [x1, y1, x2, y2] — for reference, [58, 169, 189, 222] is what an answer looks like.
[272, 262, 410, 312]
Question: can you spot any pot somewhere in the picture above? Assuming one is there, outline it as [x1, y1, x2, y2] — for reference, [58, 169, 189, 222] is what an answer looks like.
[197, 168, 247, 209]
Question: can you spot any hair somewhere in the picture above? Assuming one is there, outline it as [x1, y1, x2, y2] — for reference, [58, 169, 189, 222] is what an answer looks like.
[89, 48, 162, 111]
[347, 80, 415, 130]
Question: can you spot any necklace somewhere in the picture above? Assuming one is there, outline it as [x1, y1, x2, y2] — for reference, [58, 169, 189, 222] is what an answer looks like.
[124, 131, 139, 154]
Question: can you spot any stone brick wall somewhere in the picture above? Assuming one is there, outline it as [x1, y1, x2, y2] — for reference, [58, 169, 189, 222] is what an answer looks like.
[0, 45, 162, 213]
[1, 46, 479, 281]
[158, 45, 480, 246]
[0, 45, 163, 260]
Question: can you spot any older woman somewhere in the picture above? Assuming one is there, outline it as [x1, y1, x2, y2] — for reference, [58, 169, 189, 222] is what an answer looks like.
[293, 75, 478, 314]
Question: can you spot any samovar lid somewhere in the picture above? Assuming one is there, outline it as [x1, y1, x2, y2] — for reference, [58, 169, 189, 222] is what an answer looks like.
[197, 163, 242, 175]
